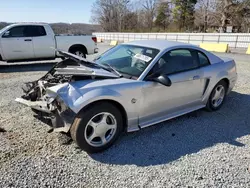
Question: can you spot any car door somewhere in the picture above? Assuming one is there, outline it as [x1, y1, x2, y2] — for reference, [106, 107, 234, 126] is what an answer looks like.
[139, 49, 204, 128]
[1, 25, 35, 60]
[31, 25, 55, 58]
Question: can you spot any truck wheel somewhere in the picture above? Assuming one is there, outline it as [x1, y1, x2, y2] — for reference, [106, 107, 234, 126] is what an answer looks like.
[70, 102, 123, 153]
[206, 80, 227, 111]
[71, 49, 86, 58]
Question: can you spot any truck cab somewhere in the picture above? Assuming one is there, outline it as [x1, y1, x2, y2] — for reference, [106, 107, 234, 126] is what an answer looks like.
[0, 23, 97, 62]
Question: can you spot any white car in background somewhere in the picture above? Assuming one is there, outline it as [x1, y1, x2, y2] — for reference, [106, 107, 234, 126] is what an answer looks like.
[0, 23, 98, 61]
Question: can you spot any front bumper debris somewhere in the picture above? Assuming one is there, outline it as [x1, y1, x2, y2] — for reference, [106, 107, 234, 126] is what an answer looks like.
[15, 98, 52, 113]
[15, 97, 76, 133]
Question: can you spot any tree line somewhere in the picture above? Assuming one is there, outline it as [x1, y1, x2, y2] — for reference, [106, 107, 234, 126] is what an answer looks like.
[91, 0, 250, 33]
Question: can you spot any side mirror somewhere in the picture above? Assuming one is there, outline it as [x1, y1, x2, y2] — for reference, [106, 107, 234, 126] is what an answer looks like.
[147, 74, 172, 87]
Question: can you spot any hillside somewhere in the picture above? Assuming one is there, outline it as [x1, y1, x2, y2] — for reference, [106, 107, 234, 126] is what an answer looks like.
[0, 22, 102, 34]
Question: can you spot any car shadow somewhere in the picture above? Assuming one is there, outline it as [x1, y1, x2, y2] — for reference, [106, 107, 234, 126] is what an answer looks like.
[90, 91, 250, 166]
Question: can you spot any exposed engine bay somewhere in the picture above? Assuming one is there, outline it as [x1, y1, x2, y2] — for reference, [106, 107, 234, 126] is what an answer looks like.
[15, 51, 119, 133]
[21, 59, 94, 103]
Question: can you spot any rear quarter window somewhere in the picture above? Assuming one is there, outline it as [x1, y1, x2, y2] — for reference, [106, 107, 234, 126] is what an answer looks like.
[169, 49, 191, 57]
[198, 52, 210, 66]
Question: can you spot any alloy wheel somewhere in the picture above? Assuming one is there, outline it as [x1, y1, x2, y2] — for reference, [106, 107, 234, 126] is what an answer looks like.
[84, 112, 117, 147]
[211, 85, 225, 108]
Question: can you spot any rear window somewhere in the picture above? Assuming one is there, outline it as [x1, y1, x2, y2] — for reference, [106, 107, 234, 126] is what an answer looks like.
[27, 26, 46, 37]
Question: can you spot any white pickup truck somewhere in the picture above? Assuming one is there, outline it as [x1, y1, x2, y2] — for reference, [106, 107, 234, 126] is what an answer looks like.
[0, 23, 98, 61]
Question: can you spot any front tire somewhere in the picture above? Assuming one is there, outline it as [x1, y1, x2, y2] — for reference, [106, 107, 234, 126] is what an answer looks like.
[206, 80, 227, 111]
[70, 102, 123, 153]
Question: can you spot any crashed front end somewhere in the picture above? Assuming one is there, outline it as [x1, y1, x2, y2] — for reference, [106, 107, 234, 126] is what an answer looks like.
[15, 51, 118, 133]
[15, 62, 80, 133]
[16, 83, 76, 133]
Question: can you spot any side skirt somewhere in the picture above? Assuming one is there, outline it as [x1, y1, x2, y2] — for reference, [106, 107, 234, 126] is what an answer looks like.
[137, 105, 206, 131]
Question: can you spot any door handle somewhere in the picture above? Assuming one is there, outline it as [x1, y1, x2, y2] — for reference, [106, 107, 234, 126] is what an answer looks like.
[24, 39, 32, 42]
[193, 75, 200, 80]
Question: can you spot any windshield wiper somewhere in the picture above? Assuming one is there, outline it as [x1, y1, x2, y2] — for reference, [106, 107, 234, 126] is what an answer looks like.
[94, 56, 101, 61]
[86, 62, 122, 77]
[102, 63, 123, 77]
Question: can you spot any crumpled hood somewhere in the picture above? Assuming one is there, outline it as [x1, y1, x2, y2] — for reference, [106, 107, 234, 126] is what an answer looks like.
[54, 50, 119, 78]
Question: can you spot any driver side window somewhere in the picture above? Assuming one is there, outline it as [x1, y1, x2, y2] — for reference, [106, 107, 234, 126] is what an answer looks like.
[151, 49, 198, 75]
[2, 26, 28, 38]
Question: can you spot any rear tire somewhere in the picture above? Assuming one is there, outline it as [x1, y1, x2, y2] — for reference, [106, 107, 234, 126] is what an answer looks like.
[70, 102, 123, 153]
[206, 80, 227, 111]
[70, 48, 86, 58]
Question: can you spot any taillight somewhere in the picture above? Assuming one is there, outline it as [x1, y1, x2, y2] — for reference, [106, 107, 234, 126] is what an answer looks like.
[92, 37, 97, 43]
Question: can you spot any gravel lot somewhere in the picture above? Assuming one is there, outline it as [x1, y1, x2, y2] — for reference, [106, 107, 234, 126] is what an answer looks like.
[1, 44, 250, 187]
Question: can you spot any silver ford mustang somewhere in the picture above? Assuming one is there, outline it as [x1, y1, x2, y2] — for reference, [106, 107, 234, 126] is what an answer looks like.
[16, 40, 237, 153]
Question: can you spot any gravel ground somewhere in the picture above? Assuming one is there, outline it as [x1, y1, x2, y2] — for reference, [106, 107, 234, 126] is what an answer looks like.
[0, 44, 250, 187]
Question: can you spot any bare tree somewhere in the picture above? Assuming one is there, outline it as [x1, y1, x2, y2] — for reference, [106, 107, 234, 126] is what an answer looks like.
[142, 0, 158, 31]
[90, 0, 250, 33]
[216, 0, 250, 32]
[219, 0, 235, 32]
[195, 0, 217, 32]
[91, 0, 130, 32]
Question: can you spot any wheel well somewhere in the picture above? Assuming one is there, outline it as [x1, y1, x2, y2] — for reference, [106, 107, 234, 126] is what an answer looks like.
[0, 54, 2, 61]
[78, 100, 128, 131]
[68, 44, 88, 55]
[220, 78, 230, 92]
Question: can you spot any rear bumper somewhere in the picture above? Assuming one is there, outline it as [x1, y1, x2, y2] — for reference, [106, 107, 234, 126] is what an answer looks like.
[227, 75, 237, 94]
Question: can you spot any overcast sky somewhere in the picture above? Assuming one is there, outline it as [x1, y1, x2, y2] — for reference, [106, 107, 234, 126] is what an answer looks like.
[0, 0, 96, 23]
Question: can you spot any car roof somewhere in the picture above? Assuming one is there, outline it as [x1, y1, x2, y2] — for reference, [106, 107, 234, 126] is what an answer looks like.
[9, 23, 48, 27]
[123, 39, 224, 65]
[124, 40, 195, 51]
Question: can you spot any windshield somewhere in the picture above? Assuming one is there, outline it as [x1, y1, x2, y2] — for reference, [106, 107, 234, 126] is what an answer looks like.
[95, 44, 160, 77]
